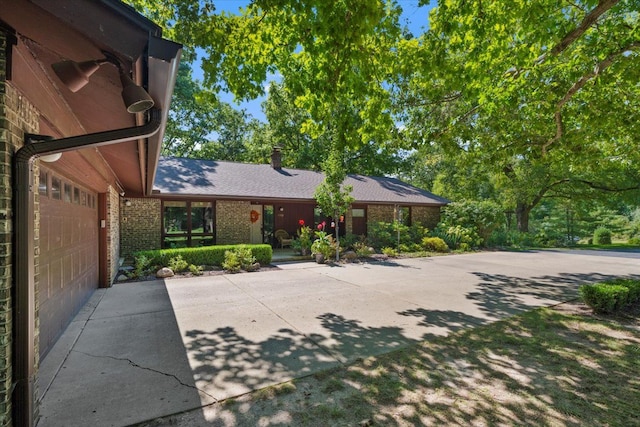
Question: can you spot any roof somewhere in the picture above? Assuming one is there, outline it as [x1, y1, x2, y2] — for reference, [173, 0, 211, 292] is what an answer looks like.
[154, 157, 449, 206]
[1, 0, 181, 197]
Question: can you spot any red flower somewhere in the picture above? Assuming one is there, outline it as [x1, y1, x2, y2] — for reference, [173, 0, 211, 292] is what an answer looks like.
[298, 219, 305, 226]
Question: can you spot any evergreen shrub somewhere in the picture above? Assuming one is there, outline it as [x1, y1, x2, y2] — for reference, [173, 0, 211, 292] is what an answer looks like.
[135, 244, 272, 269]
[593, 227, 612, 245]
[580, 279, 640, 313]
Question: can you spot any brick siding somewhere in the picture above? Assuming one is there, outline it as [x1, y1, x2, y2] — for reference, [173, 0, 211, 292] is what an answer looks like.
[412, 206, 442, 230]
[120, 197, 161, 259]
[366, 205, 396, 232]
[1, 37, 41, 424]
[216, 200, 251, 244]
[106, 187, 121, 282]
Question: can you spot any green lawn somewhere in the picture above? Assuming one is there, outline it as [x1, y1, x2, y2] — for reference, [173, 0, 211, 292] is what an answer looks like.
[213, 303, 640, 426]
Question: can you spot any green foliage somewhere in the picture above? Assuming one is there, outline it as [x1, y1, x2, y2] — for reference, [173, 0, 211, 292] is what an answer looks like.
[593, 227, 612, 245]
[222, 250, 242, 273]
[135, 244, 272, 268]
[431, 225, 480, 251]
[189, 264, 203, 275]
[367, 221, 429, 251]
[311, 231, 336, 259]
[295, 225, 313, 254]
[439, 200, 504, 244]
[134, 254, 152, 277]
[579, 278, 640, 314]
[338, 233, 360, 251]
[381, 247, 397, 257]
[222, 246, 257, 273]
[421, 237, 449, 253]
[353, 241, 374, 257]
[168, 255, 189, 272]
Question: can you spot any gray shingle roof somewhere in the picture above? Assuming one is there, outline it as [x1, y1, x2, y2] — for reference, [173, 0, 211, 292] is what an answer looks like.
[154, 157, 449, 206]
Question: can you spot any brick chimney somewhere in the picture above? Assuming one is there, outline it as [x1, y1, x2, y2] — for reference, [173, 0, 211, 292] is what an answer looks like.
[270, 146, 282, 170]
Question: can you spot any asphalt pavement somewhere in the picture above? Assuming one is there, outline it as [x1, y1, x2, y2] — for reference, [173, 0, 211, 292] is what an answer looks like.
[36, 249, 640, 426]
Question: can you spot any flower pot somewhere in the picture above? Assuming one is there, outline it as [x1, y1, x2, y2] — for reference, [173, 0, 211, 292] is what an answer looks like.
[315, 253, 325, 264]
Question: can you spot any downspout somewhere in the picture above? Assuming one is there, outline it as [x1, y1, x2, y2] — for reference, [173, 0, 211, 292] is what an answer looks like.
[13, 108, 162, 427]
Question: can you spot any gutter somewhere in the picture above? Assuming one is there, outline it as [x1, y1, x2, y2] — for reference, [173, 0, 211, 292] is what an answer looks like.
[13, 109, 161, 427]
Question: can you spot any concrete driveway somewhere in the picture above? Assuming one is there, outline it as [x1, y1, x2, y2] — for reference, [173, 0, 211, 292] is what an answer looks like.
[37, 250, 640, 426]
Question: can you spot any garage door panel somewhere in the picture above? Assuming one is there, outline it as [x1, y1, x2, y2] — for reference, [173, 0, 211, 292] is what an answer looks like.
[39, 177, 98, 360]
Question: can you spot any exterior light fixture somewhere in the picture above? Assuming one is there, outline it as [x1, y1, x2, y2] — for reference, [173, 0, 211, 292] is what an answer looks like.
[51, 51, 154, 113]
[25, 134, 62, 162]
[125, 199, 132, 207]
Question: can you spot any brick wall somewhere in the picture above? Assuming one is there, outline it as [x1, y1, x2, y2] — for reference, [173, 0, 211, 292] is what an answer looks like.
[106, 187, 120, 282]
[366, 204, 395, 230]
[412, 206, 442, 230]
[0, 31, 12, 426]
[365, 204, 442, 234]
[120, 197, 161, 259]
[1, 35, 40, 424]
[216, 200, 250, 244]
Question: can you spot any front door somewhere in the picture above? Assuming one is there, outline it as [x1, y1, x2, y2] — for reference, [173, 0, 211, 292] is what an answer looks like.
[250, 205, 263, 244]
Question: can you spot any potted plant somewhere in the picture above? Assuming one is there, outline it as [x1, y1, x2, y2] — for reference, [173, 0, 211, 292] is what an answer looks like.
[297, 220, 313, 256]
[311, 231, 334, 263]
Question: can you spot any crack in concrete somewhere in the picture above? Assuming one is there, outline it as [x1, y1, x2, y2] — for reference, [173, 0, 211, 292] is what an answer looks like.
[74, 350, 218, 402]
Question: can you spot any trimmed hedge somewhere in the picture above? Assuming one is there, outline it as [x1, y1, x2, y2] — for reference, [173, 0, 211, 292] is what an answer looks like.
[580, 278, 640, 314]
[593, 227, 612, 245]
[135, 244, 272, 268]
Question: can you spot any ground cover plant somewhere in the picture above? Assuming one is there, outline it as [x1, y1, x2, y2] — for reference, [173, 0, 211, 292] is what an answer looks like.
[146, 301, 640, 426]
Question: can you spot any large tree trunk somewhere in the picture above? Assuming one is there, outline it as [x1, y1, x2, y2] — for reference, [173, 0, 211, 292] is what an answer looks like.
[516, 203, 531, 233]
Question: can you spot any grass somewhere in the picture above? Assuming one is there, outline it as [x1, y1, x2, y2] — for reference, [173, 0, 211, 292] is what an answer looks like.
[574, 242, 640, 251]
[209, 302, 640, 426]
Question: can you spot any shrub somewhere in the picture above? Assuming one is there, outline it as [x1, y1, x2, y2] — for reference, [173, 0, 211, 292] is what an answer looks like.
[353, 241, 374, 257]
[367, 221, 429, 251]
[593, 227, 612, 245]
[421, 237, 449, 253]
[431, 225, 480, 251]
[338, 233, 359, 251]
[628, 235, 640, 245]
[580, 283, 629, 313]
[311, 231, 336, 259]
[134, 254, 152, 277]
[439, 200, 504, 245]
[189, 264, 203, 275]
[609, 278, 640, 303]
[381, 247, 397, 257]
[135, 244, 272, 268]
[168, 255, 189, 272]
[222, 250, 241, 273]
[222, 246, 257, 273]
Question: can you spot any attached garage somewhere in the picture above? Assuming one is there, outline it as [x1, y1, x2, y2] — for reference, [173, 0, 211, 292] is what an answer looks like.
[37, 166, 99, 359]
[0, 1, 182, 425]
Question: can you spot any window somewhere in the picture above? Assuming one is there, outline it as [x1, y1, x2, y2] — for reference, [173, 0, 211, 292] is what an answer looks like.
[162, 201, 214, 248]
[39, 171, 48, 196]
[64, 183, 72, 203]
[51, 177, 61, 200]
[352, 208, 365, 218]
[73, 188, 80, 204]
[397, 206, 411, 225]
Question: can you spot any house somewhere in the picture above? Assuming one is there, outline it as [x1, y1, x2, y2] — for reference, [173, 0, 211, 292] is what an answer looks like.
[120, 149, 449, 256]
[0, 1, 181, 425]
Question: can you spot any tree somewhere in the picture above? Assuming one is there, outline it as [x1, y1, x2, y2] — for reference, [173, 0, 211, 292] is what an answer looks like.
[398, 0, 640, 231]
[314, 144, 355, 261]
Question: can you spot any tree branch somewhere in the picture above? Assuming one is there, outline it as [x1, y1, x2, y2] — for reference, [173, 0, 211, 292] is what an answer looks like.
[550, 0, 620, 56]
[575, 179, 640, 192]
[506, 0, 621, 75]
[542, 41, 640, 154]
